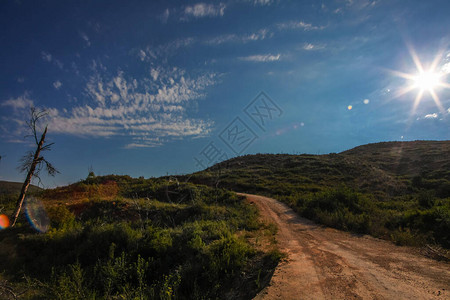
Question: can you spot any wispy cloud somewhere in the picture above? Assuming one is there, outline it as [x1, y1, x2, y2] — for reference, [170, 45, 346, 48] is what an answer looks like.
[345, 0, 377, 10]
[442, 62, 450, 74]
[205, 29, 272, 45]
[277, 20, 326, 31]
[79, 32, 91, 47]
[1, 92, 34, 110]
[41, 50, 64, 69]
[239, 54, 281, 62]
[41, 51, 52, 62]
[159, 8, 170, 23]
[4, 64, 217, 148]
[252, 0, 276, 6]
[424, 113, 438, 119]
[137, 38, 195, 62]
[4, 42, 219, 149]
[53, 80, 62, 89]
[302, 43, 326, 51]
[183, 3, 226, 20]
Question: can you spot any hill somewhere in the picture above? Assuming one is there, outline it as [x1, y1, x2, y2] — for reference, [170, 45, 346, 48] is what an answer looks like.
[185, 140, 450, 249]
[0, 180, 42, 195]
[0, 176, 279, 299]
[188, 140, 450, 198]
[0, 181, 43, 213]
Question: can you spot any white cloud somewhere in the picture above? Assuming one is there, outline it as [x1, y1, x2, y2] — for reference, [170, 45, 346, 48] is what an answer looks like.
[79, 32, 91, 47]
[251, 0, 276, 5]
[138, 50, 147, 61]
[205, 29, 272, 45]
[239, 54, 281, 62]
[53, 80, 62, 89]
[2, 58, 218, 148]
[183, 3, 226, 19]
[424, 113, 438, 119]
[41, 51, 52, 62]
[54, 60, 64, 70]
[1, 92, 34, 110]
[278, 20, 325, 31]
[302, 43, 325, 51]
[150, 68, 159, 81]
[41, 65, 216, 147]
[41, 51, 64, 69]
[442, 62, 450, 74]
[159, 8, 170, 23]
[345, 0, 377, 10]
[137, 38, 194, 62]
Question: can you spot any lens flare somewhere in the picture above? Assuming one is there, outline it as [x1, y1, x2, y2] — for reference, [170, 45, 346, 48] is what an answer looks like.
[388, 46, 450, 116]
[24, 196, 50, 233]
[347, 105, 353, 110]
[0, 214, 10, 229]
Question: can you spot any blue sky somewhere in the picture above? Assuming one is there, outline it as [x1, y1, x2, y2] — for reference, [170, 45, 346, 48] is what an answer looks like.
[1, 0, 449, 187]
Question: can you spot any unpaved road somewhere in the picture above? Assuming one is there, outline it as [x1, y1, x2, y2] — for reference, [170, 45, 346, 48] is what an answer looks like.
[239, 194, 450, 300]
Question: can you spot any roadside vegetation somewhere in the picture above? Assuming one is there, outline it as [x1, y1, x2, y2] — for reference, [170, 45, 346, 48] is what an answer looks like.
[0, 177, 280, 299]
[189, 141, 450, 252]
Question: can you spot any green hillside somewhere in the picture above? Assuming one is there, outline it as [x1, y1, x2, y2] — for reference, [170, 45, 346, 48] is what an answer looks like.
[0, 140, 448, 298]
[186, 141, 450, 250]
[0, 181, 42, 195]
[0, 179, 279, 299]
[0, 181, 43, 213]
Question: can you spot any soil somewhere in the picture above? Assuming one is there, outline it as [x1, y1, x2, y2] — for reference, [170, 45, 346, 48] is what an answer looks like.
[239, 193, 450, 300]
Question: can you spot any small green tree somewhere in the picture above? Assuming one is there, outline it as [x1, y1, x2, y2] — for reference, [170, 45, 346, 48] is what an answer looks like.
[11, 107, 58, 227]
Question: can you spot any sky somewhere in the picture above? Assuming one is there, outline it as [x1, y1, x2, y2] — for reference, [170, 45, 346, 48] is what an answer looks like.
[1, 0, 450, 187]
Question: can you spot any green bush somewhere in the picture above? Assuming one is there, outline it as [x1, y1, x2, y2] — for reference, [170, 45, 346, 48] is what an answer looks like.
[1, 180, 267, 299]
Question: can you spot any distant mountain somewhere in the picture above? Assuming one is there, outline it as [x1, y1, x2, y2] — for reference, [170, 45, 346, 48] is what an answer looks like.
[187, 140, 450, 199]
[0, 180, 43, 195]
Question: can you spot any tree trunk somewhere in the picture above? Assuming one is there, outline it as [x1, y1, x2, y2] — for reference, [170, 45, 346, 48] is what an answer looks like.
[10, 127, 47, 227]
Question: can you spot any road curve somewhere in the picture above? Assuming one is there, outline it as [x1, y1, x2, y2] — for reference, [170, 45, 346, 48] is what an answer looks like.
[238, 193, 450, 300]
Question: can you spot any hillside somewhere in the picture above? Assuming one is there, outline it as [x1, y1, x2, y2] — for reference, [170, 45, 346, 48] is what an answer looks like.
[0, 181, 42, 195]
[0, 140, 448, 298]
[188, 140, 450, 198]
[0, 181, 43, 213]
[186, 141, 450, 249]
[0, 177, 280, 299]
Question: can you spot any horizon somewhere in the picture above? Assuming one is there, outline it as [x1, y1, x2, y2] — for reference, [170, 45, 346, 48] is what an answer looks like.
[1, 139, 448, 187]
[1, 0, 450, 187]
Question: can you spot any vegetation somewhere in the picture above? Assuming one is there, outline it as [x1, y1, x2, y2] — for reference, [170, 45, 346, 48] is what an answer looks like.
[0, 177, 279, 299]
[187, 141, 450, 250]
[1, 140, 448, 298]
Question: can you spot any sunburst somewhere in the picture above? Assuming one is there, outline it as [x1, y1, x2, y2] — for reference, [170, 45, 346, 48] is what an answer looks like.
[389, 46, 450, 116]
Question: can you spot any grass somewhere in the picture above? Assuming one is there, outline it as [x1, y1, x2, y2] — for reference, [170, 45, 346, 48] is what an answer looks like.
[187, 141, 450, 250]
[0, 178, 280, 299]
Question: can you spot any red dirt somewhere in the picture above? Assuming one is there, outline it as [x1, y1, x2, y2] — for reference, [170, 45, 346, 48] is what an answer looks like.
[239, 193, 450, 300]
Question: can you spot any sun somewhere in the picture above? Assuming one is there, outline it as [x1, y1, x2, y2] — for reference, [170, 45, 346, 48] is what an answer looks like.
[389, 46, 450, 115]
[412, 71, 441, 92]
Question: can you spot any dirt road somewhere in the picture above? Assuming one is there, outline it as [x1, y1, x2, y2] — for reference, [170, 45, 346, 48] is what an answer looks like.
[239, 193, 450, 300]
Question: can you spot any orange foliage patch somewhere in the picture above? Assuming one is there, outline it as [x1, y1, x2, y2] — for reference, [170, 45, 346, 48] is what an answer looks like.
[42, 181, 120, 203]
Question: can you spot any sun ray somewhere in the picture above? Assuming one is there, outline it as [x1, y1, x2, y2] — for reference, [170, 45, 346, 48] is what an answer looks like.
[390, 46, 450, 115]
[392, 85, 416, 99]
[429, 49, 446, 72]
[411, 89, 424, 116]
[438, 82, 450, 89]
[429, 89, 445, 113]
[407, 45, 425, 73]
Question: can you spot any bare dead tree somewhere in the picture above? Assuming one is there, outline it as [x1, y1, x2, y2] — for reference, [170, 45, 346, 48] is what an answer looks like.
[10, 107, 58, 227]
